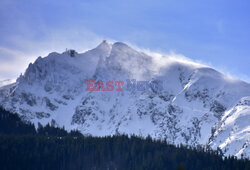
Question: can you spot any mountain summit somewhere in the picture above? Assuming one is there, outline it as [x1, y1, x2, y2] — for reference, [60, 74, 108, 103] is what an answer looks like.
[0, 41, 249, 158]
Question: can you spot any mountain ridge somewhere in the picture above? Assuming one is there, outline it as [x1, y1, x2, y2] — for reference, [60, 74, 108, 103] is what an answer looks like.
[0, 41, 249, 158]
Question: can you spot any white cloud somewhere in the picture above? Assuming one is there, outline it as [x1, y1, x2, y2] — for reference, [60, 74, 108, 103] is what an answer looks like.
[0, 27, 105, 80]
[0, 46, 35, 80]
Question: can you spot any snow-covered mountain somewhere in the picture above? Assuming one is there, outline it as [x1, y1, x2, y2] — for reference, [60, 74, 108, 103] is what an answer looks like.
[0, 41, 249, 159]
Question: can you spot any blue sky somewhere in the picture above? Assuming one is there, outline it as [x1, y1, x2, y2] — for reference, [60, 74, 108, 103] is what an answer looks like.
[0, 0, 250, 81]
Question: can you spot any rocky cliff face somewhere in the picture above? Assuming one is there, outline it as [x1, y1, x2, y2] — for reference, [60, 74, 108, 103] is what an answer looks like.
[0, 41, 249, 158]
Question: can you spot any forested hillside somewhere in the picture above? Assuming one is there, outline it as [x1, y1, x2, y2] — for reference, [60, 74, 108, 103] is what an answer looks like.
[0, 107, 249, 170]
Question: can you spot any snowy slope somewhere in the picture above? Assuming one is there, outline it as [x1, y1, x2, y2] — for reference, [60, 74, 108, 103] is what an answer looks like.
[0, 40, 249, 159]
[209, 97, 250, 158]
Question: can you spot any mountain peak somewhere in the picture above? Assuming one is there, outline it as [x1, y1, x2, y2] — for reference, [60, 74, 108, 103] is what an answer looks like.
[112, 42, 130, 49]
[96, 40, 111, 50]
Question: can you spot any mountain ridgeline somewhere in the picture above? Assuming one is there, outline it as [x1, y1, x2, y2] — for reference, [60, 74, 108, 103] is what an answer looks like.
[0, 41, 250, 159]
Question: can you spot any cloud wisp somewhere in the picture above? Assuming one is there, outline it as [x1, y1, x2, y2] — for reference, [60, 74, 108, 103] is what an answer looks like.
[0, 27, 106, 80]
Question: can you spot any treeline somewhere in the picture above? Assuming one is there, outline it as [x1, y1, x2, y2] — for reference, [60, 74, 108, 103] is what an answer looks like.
[0, 107, 36, 135]
[0, 107, 82, 137]
[0, 107, 249, 170]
